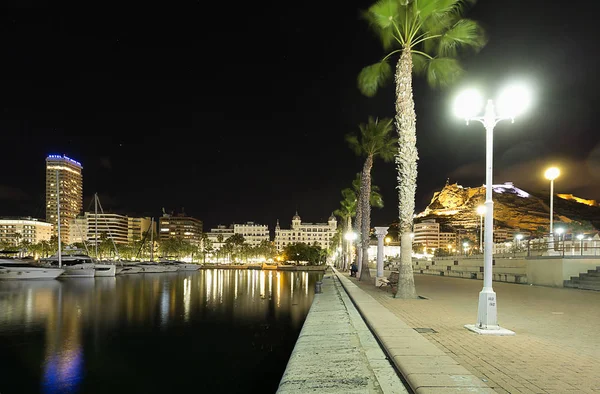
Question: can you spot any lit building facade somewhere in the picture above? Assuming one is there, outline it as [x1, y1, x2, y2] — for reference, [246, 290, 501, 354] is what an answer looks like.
[413, 219, 456, 252]
[159, 213, 203, 246]
[274, 212, 337, 251]
[206, 225, 234, 249]
[0, 217, 53, 245]
[45, 154, 83, 244]
[233, 222, 269, 246]
[69, 214, 155, 245]
[128, 217, 155, 242]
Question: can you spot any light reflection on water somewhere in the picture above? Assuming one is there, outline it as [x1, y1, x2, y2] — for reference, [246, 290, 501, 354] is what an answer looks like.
[0, 269, 321, 394]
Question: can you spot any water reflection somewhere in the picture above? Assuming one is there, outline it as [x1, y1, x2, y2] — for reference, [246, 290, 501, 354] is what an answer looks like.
[0, 270, 321, 394]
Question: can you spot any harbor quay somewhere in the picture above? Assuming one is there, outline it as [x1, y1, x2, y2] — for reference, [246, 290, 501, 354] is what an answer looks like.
[335, 268, 600, 393]
[277, 271, 408, 393]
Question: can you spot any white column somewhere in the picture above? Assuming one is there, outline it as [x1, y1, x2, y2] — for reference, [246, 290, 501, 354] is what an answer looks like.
[374, 227, 389, 286]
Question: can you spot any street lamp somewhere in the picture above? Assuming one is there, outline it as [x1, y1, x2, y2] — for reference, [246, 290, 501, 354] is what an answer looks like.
[555, 227, 565, 254]
[577, 234, 584, 256]
[463, 241, 469, 256]
[544, 167, 560, 235]
[515, 234, 523, 252]
[455, 83, 530, 336]
[476, 205, 486, 252]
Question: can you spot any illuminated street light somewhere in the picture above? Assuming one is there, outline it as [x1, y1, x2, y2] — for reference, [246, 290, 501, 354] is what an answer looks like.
[476, 205, 486, 252]
[385, 236, 391, 245]
[544, 167, 560, 235]
[344, 232, 357, 241]
[455, 84, 530, 336]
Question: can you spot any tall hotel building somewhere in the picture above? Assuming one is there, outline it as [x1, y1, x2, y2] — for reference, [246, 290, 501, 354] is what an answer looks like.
[45, 155, 83, 244]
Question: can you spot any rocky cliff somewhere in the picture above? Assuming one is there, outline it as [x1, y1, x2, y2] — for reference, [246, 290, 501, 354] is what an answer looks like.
[416, 182, 600, 232]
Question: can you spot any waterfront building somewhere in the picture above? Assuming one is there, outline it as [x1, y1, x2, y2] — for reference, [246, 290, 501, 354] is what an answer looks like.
[205, 225, 234, 249]
[128, 217, 155, 242]
[159, 212, 203, 246]
[233, 222, 269, 246]
[0, 217, 53, 245]
[45, 154, 83, 244]
[69, 214, 155, 245]
[413, 219, 456, 252]
[274, 212, 337, 251]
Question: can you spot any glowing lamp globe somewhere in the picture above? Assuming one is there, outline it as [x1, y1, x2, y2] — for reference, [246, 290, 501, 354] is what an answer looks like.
[544, 167, 560, 181]
[497, 83, 531, 118]
[454, 89, 483, 119]
[555, 227, 565, 235]
[344, 232, 357, 241]
[476, 205, 486, 215]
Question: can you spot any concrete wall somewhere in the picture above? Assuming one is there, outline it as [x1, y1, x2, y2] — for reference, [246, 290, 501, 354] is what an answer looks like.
[527, 258, 600, 287]
[394, 256, 600, 288]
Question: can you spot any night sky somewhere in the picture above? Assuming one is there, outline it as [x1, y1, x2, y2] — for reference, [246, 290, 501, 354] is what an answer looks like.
[1, 1, 599, 231]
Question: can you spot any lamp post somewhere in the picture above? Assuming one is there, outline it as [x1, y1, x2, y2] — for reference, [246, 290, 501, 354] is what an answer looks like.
[454, 83, 530, 335]
[344, 231, 357, 271]
[476, 205, 486, 253]
[515, 234, 523, 252]
[544, 167, 560, 236]
[577, 234, 584, 256]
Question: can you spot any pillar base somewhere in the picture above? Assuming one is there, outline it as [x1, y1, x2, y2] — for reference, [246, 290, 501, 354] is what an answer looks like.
[464, 324, 515, 336]
[464, 287, 515, 336]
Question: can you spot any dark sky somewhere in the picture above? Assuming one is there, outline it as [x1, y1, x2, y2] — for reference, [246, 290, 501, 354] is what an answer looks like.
[1, 1, 599, 231]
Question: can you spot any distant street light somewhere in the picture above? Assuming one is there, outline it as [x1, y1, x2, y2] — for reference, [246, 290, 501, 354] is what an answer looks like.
[544, 167, 560, 235]
[476, 205, 486, 252]
[455, 83, 530, 336]
[515, 234, 523, 251]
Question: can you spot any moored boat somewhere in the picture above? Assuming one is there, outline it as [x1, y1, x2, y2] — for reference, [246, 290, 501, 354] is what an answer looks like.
[0, 259, 64, 280]
[115, 265, 142, 275]
[138, 263, 167, 273]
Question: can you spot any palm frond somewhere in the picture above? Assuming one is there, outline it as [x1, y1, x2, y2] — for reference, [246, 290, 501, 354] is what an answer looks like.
[438, 19, 486, 57]
[370, 191, 384, 208]
[345, 134, 362, 156]
[425, 57, 464, 88]
[412, 52, 428, 75]
[357, 61, 392, 97]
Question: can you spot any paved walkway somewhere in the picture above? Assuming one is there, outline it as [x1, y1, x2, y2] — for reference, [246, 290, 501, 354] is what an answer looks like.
[343, 270, 600, 393]
[277, 272, 408, 393]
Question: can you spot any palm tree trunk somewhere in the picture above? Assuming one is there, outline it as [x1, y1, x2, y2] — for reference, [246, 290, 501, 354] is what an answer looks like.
[394, 48, 417, 299]
[359, 155, 373, 281]
[355, 193, 363, 274]
[345, 216, 352, 271]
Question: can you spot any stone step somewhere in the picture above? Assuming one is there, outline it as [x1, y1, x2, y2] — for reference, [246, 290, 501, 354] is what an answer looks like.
[578, 283, 600, 291]
[585, 270, 600, 276]
[571, 277, 600, 285]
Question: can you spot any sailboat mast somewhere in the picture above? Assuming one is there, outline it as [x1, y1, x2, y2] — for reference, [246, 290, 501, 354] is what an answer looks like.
[94, 193, 99, 259]
[56, 170, 62, 268]
[150, 217, 154, 262]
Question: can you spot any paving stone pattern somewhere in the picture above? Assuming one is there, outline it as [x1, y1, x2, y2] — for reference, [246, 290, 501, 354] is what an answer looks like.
[346, 271, 600, 393]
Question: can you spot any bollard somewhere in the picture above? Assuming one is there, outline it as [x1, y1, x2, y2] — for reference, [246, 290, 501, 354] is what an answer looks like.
[315, 281, 323, 294]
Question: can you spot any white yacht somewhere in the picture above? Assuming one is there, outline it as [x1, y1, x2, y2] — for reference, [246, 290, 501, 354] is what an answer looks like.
[115, 265, 142, 275]
[176, 263, 201, 271]
[0, 259, 64, 280]
[138, 262, 167, 273]
[40, 254, 115, 278]
[158, 259, 197, 271]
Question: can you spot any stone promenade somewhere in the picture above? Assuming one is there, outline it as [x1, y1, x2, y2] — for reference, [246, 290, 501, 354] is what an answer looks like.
[277, 272, 408, 393]
[341, 269, 600, 393]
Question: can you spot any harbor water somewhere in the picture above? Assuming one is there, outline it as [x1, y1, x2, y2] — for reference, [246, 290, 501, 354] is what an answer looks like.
[0, 269, 322, 393]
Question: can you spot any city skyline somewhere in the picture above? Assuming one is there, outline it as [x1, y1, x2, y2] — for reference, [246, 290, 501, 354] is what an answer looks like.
[1, 1, 599, 231]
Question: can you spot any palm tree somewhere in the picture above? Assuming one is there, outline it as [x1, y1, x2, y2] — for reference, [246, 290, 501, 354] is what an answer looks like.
[358, 0, 485, 298]
[351, 172, 385, 274]
[333, 188, 357, 271]
[347, 117, 396, 281]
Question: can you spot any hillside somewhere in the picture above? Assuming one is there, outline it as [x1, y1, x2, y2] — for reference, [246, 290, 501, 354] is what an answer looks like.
[415, 182, 600, 232]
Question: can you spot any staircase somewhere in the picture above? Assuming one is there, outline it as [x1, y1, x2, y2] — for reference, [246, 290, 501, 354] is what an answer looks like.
[564, 266, 600, 291]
